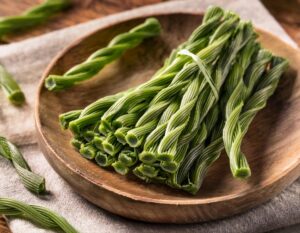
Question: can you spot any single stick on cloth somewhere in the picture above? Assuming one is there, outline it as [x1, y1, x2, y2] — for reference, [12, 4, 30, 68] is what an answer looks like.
[0, 136, 46, 194]
[0, 65, 25, 106]
[0, 198, 78, 233]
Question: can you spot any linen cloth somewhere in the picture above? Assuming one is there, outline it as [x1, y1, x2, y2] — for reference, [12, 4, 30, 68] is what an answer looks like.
[0, 0, 299, 232]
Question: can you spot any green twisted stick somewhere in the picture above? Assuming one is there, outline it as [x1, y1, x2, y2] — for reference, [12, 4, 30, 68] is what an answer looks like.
[107, 14, 238, 161]
[133, 16, 238, 172]
[171, 105, 219, 187]
[0, 0, 71, 39]
[60, 5, 224, 129]
[223, 56, 288, 178]
[0, 65, 25, 106]
[176, 37, 260, 191]
[183, 124, 224, 194]
[223, 49, 273, 178]
[157, 17, 243, 163]
[167, 23, 258, 188]
[45, 18, 161, 90]
[99, 8, 231, 129]
[185, 56, 287, 193]
[157, 73, 203, 161]
[0, 198, 78, 233]
[139, 98, 180, 164]
[0, 136, 46, 194]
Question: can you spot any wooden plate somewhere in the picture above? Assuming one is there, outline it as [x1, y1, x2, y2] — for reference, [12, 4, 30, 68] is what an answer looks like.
[35, 12, 300, 223]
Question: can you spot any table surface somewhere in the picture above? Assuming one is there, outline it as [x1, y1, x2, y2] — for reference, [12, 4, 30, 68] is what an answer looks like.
[0, 0, 299, 46]
[0, 0, 299, 232]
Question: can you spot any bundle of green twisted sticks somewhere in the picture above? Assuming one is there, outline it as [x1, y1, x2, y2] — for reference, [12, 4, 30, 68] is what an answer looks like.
[54, 6, 288, 194]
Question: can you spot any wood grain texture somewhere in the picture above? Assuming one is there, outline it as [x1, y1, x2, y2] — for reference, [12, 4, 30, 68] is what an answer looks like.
[0, 0, 164, 42]
[35, 11, 300, 223]
[0, 216, 11, 233]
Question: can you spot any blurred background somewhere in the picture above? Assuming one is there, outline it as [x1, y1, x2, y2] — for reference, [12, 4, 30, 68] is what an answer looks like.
[0, 0, 299, 46]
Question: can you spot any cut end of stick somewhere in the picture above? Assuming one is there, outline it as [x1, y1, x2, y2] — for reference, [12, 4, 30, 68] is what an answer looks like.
[8, 90, 25, 106]
[139, 151, 156, 164]
[233, 168, 251, 179]
[160, 161, 178, 173]
[156, 153, 174, 162]
[125, 133, 141, 147]
[79, 146, 96, 159]
[112, 161, 129, 175]
[95, 153, 114, 167]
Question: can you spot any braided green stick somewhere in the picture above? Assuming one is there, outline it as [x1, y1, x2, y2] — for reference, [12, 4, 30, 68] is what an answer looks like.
[184, 56, 288, 194]
[223, 49, 273, 178]
[45, 18, 161, 90]
[177, 37, 259, 192]
[0, 137, 45, 194]
[0, 0, 71, 39]
[61, 6, 224, 132]
[223, 56, 288, 178]
[101, 14, 238, 151]
[156, 16, 242, 163]
[0, 198, 78, 233]
[0, 65, 25, 106]
[168, 24, 258, 189]
[99, 8, 231, 130]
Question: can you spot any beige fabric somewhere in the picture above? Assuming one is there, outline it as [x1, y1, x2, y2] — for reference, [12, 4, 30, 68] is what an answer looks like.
[0, 0, 299, 232]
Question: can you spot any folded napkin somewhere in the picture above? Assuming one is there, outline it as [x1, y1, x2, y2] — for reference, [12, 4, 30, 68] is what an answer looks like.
[0, 0, 299, 232]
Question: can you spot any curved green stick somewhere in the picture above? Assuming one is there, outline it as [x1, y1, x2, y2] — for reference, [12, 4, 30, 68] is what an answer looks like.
[45, 18, 161, 90]
[0, 136, 45, 194]
[0, 0, 71, 38]
[223, 56, 288, 178]
[60, 6, 224, 130]
[0, 198, 78, 233]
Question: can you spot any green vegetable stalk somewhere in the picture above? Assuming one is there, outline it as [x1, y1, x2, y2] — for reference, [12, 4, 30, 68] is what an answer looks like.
[0, 136, 46, 194]
[45, 18, 162, 91]
[0, 65, 25, 106]
[0, 198, 78, 233]
[0, 0, 71, 39]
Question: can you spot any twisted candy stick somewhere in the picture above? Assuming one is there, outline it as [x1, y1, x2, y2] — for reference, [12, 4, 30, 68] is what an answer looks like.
[125, 82, 187, 147]
[99, 8, 231, 129]
[45, 18, 162, 90]
[185, 56, 287, 194]
[0, 0, 71, 38]
[0, 65, 25, 106]
[0, 137, 45, 194]
[0, 198, 78, 233]
[127, 13, 239, 176]
[61, 6, 224, 132]
[223, 56, 288, 178]
[223, 49, 273, 178]
[177, 38, 259, 191]
[169, 24, 258, 188]
[106, 14, 238, 157]
[157, 18, 245, 164]
[139, 99, 180, 164]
